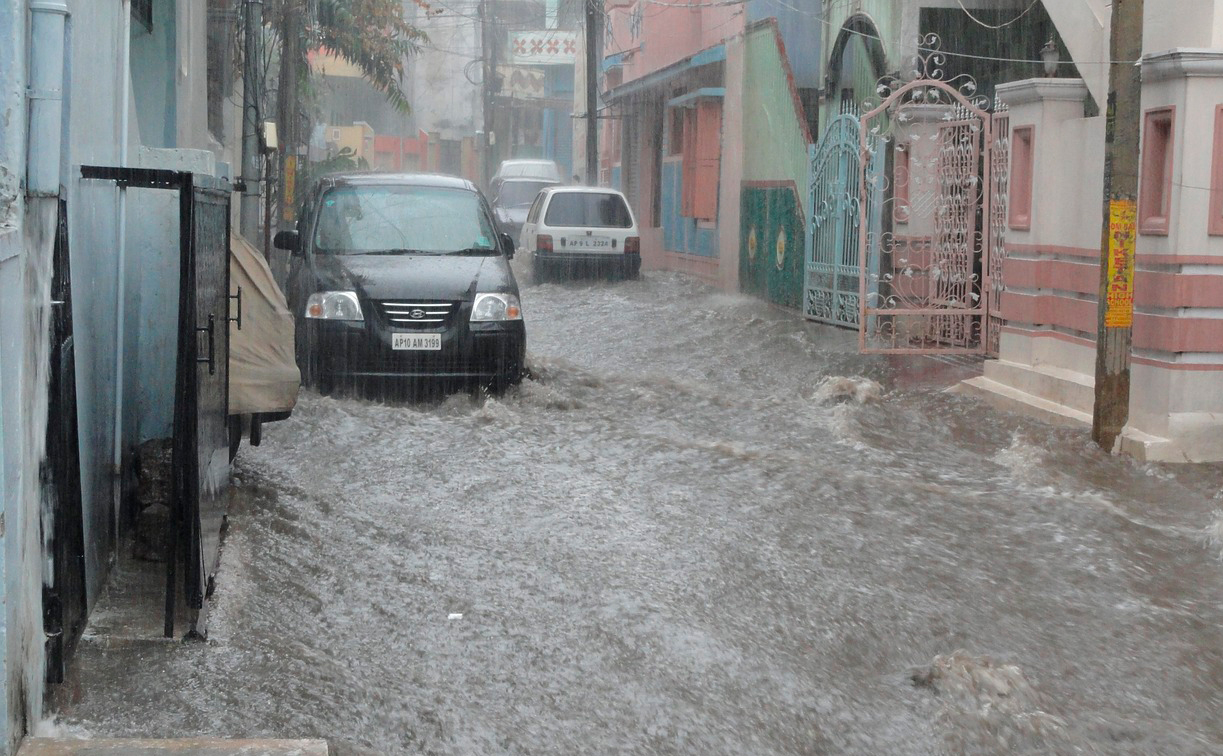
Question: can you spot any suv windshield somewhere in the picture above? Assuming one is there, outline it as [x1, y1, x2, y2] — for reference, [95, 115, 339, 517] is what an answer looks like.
[313, 185, 499, 255]
[496, 181, 553, 208]
[545, 192, 633, 228]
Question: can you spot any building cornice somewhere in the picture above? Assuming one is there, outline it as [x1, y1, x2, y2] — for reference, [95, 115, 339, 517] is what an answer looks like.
[995, 78, 1090, 107]
[1142, 49, 1223, 82]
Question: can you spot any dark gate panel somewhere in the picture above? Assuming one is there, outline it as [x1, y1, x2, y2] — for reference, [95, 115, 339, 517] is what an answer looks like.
[43, 197, 87, 684]
[79, 166, 235, 640]
[170, 176, 232, 635]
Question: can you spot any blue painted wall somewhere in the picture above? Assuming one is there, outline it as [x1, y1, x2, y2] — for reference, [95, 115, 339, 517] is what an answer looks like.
[129, 0, 177, 147]
[0, 0, 24, 745]
[541, 67, 574, 178]
[747, 0, 822, 90]
[660, 160, 718, 258]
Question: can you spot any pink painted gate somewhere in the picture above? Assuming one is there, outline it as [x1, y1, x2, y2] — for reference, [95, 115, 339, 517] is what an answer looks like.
[858, 35, 1010, 355]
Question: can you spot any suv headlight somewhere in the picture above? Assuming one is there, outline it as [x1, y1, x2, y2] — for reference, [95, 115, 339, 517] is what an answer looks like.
[305, 291, 363, 321]
[471, 292, 523, 322]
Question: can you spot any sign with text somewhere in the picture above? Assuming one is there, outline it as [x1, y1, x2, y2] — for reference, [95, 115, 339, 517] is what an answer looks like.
[498, 66, 547, 99]
[1105, 199, 1136, 328]
[508, 31, 577, 66]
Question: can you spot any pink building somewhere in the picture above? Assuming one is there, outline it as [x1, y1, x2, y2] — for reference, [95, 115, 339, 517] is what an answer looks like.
[598, 1, 747, 288]
[961, 6, 1223, 462]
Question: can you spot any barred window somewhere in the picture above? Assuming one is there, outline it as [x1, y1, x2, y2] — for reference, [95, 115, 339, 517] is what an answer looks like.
[132, 0, 153, 32]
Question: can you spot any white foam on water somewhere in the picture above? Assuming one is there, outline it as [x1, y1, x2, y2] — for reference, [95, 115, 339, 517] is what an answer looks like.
[33, 717, 92, 739]
[814, 375, 884, 405]
[1205, 510, 1223, 560]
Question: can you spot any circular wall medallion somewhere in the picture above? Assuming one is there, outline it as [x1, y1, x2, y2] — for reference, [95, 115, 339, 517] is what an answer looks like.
[775, 228, 787, 270]
[747, 227, 758, 261]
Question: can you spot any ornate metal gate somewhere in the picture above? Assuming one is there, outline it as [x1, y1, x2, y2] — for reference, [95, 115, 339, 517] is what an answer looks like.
[987, 103, 1011, 357]
[857, 36, 1008, 354]
[805, 110, 864, 326]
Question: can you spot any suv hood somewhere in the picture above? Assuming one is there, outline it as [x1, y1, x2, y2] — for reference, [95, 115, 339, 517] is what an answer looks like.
[312, 253, 516, 302]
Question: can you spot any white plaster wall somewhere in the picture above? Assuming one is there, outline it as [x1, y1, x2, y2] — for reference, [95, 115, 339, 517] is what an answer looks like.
[1138, 72, 1223, 259]
[64, 0, 125, 612]
[1144, 0, 1222, 54]
[1001, 83, 1104, 252]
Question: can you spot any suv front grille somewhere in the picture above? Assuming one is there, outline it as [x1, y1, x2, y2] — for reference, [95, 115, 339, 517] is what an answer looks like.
[376, 300, 457, 329]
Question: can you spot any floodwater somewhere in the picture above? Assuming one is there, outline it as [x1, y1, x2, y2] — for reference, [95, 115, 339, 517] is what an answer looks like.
[54, 272, 1223, 755]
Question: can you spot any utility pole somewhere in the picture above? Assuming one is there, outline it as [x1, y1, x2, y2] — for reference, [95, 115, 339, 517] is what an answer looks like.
[1091, 0, 1144, 452]
[480, 0, 494, 187]
[584, 0, 599, 184]
[240, 0, 264, 243]
[276, 4, 302, 227]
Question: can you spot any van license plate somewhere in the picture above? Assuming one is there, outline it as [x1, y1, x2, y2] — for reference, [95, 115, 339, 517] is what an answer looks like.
[568, 237, 612, 249]
[392, 333, 442, 351]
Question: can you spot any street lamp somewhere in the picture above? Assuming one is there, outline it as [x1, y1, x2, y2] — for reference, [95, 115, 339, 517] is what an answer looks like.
[1041, 39, 1060, 78]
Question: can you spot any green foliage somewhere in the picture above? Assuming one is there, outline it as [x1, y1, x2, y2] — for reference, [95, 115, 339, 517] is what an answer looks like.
[269, 0, 426, 112]
[297, 147, 369, 211]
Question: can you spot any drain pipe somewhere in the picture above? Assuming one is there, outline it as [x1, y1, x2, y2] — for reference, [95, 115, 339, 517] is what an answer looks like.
[26, 1, 68, 198]
[112, 0, 132, 529]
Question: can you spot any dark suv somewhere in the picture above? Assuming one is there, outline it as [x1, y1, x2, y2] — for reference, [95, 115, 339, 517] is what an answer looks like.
[276, 173, 526, 394]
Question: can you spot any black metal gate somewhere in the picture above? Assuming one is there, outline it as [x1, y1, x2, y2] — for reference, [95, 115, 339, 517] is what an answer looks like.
[79, 167, 234, 638]
[169, 176, 233, 637]
[43, 197, 87, 684]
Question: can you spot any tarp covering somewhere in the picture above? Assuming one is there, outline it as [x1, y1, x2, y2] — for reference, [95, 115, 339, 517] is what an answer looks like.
[229, 235, 300, 415]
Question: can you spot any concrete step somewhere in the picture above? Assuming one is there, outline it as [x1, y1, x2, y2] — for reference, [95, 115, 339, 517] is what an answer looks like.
[981, 359, 1096, 416]
[18, 739, 330, 756]
[954, 375, 1093, 428]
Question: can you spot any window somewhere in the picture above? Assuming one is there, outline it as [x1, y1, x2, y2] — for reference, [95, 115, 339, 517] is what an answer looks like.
[680, 101, 722, 222]
[132, 0, 153, 32]
[313, 186, 498, 254]
[497, 181, 553, 209]
[544, 192, 633, 228]
[526, 194, 545, 225]
[668, 108, 684, 156]
[1210, 106, 1223, 235]
[1009, 126, 1035, 230]
[1139, 107, 1175, 235]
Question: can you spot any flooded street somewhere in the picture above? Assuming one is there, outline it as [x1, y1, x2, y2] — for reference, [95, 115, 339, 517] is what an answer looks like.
[56, 272, 1223, 755]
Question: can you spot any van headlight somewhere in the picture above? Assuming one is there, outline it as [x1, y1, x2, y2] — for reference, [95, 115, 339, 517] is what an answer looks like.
[470, 292, 522, 322]
[305, 291, 364, 321]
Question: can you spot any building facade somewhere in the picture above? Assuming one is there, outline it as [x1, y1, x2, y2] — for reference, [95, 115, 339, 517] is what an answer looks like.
[0, 0, 247, 748]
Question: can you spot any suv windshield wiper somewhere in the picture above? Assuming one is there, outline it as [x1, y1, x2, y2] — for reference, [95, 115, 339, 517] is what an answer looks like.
[448, 247, 497, 256]
[358, 248, 428, 256]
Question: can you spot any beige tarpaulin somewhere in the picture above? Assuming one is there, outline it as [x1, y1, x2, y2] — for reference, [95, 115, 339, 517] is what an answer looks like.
[229, 235, 300, 415]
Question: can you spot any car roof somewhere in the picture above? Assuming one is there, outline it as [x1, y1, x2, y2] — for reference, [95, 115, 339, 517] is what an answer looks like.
[494, 160, 562, 178]
[499, 177, 560, 185]
[317, 172, 479, 192]
[541, 186, 629, 197]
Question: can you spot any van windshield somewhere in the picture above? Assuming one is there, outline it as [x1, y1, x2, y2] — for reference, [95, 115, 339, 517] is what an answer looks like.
[313, 186, 499, 255]
[544, 192, 633, 228]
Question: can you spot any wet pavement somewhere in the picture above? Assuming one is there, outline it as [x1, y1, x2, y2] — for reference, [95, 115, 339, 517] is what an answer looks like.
[53, 272, 1223, 755]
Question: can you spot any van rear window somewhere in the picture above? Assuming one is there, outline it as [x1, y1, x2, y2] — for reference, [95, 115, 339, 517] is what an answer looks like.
[545, 192, 633, 228]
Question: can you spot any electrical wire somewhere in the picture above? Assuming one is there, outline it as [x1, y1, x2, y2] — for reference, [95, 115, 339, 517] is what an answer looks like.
[955, 0, 1043, 30]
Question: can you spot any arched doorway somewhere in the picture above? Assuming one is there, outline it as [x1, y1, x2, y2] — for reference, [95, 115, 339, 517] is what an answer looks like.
[824, 15, 887, 120]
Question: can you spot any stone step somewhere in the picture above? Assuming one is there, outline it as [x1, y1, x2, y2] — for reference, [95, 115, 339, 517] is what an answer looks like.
[953, 375, 1093, 428]
[18, 739, 330, 756]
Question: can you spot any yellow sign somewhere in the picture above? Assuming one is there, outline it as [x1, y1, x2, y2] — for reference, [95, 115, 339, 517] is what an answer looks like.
[1105, 200, 1136, 328]
[282, 155, 297, 223]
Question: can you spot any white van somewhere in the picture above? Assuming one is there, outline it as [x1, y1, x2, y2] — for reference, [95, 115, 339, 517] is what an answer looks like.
[519, 187, 641, 282]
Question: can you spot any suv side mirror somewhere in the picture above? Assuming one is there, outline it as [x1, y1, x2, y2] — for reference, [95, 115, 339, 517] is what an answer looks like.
[498, 232, 516, 259]
[274, 230, 301, 254]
